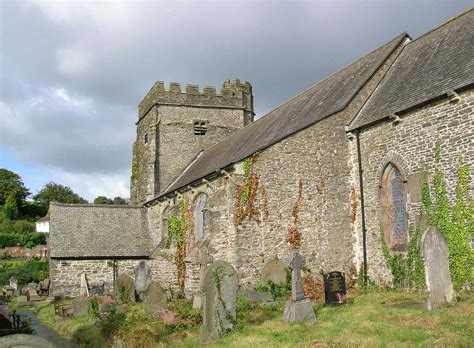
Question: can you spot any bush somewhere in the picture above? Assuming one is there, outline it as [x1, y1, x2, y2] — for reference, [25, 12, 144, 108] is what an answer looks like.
[0, 232, 46, 248]
[0, 260, 49, 286]
[0, 219, 35, 234]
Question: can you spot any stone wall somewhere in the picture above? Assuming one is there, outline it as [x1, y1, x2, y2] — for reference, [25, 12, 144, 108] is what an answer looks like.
[352, 89, 474, 283]
[131, 80, 254, 205]
[49, 258, 178, 298]
[145, 39, 406, 296]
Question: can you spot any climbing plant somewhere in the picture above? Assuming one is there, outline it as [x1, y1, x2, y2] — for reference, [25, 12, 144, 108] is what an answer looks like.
[166, 199, 189, 293]
[422, 145, 474, 291]
[287, 180, 303, 249]
[381, 225, 425, 290]
[235, 153, 260, 224]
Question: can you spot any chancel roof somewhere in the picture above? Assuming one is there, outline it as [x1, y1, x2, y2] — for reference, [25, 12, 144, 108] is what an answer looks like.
[49, 203, 152, 258]
[154, 32, 408, 200]
[349, 9, 474, 130]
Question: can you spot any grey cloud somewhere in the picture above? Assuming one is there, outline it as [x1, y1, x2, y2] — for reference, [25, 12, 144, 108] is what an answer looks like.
[1, 0, 472, 178]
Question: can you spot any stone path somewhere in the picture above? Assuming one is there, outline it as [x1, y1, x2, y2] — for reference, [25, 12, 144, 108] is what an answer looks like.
[18, 311, 79, 348]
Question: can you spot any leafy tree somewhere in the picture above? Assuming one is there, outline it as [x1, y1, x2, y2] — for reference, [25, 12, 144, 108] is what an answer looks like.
[3, 194, 19, 220]
[0, 168, 30, 206]
[93, 196, 128, 205]
[94, 196, 113, 205]
[33, 182, 88, 206]
[113, 196, 128, 205]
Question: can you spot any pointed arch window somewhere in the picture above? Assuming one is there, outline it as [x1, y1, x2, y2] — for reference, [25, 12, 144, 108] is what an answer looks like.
[380, 163, 408, 252]
[193, 193, 208, 243]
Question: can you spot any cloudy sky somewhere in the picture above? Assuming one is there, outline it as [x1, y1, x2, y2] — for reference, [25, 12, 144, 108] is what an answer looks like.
[0, 0, 472, 201]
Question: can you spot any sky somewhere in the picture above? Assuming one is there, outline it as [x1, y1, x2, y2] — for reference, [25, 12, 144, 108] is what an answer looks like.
[0, 0, 472, 202]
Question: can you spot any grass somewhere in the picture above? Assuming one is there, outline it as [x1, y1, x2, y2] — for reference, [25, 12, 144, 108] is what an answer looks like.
[25, 290, 474, 347]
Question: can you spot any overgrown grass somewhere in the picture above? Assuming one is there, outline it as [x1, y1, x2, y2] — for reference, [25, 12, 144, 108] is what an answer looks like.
[28, 290, 473, 347]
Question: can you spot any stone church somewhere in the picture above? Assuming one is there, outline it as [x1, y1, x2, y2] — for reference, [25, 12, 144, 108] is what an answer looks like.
[49, 10, 473, 298]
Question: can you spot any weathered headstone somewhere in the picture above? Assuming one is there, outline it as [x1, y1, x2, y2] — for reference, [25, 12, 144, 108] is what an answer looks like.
[192, 245, 214, 309]
[201, 260, 238, 343]
[323, 271, 347, 305]
[283, 251, 315, 322]
[421, 226, 456, 310]
[134, 261, 151, 300]
[143, 281, 168, 315]
[9, 277, 18, 291]
[261, 256, 286, 285]
[72, 297, 91, 317]
[116, 274, 135, 303]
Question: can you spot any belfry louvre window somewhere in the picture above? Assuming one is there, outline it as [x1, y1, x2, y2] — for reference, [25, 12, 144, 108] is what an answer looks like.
[194, 121, 207, 135]
[380, 163, 408, 252]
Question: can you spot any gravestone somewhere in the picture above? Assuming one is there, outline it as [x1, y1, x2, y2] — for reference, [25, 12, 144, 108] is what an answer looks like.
[9, 277, 18, 291]
[72, 297, 90, 317]
[193, 245, 214, 309]
[134, 261, 151, 300]
[283, 251, 315, 322]
[238, 289, 273, 303]
[201, 260, 238, 343]
[116, 274, 135, 303]
[324, 271, 347, 305]
[261, 256, 286, 285]
[143, 281, 168, 315]
[421, 226, 456, 310]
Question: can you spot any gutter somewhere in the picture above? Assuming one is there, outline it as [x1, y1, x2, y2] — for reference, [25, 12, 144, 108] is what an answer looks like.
[355, 130, 368, 285]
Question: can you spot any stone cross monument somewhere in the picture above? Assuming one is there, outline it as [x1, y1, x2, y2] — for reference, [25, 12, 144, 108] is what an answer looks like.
[283, 250, 315, 322]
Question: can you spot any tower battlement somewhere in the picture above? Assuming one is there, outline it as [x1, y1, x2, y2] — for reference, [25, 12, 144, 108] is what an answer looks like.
[138, 79, 253, 119]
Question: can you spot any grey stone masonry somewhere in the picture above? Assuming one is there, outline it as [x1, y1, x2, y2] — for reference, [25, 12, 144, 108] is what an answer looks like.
[131, 79, 254, 204]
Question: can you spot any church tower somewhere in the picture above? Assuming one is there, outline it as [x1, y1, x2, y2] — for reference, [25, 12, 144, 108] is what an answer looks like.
[130, 79, 254, 205]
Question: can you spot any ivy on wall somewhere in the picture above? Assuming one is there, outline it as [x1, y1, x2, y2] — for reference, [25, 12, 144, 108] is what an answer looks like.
[287, 180, 303, 250]
[422, 144, 474, 291]
[166, 199, 189, 293]
[235, 153, 260, 224]
[381, 225, 425, 290]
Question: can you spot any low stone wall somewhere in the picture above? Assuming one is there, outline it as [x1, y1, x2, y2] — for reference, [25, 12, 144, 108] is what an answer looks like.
[49, 258, 178, 298]
[0, 245, 48, 259]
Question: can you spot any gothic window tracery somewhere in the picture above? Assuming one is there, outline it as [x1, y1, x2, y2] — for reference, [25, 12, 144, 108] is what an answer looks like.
[380, 163, 408, 252]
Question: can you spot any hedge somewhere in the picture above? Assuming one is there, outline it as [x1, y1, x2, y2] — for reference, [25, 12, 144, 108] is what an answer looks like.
[0, 232, 46, 248]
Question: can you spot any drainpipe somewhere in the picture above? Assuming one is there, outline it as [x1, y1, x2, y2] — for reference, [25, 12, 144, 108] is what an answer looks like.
[356, 130, 368, 286]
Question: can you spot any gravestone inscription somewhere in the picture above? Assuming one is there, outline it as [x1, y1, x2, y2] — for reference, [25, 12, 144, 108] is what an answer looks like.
[201, 260, 238, 343]
[421, 226, 456, 310]
[283, 251, 315, 322]
[324, 271, 347, 305]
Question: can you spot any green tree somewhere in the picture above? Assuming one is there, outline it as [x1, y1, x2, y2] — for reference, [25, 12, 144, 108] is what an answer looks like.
[33, 182, 88, 206]
[113, 196, 128, 205]
[3, 194, 19, 220]
[0, 168, 30, 206]
[94, 196, 113, 205]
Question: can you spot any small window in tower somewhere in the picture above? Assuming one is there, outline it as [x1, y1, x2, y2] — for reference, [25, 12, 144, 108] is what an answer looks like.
[144, 132, 148, 144]
[194, 121, 207, 135]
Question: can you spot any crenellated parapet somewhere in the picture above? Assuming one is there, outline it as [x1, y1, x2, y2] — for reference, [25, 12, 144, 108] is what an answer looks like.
[138, 79, 253, 119]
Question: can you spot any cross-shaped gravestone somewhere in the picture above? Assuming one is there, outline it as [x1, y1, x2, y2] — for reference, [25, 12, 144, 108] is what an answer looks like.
[193, 245, 214, 309]
[285, 251, 305, 301]
[283, 250, 315, 323]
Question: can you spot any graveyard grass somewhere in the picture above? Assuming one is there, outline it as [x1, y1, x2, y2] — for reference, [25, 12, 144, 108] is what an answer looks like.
[25, 289, 473, 347]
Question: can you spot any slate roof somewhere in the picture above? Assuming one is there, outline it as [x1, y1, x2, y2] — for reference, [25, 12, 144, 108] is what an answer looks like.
[49, 203, 152, 258]
[154, 32, 408, 199]
[349, 9, 474, 130]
